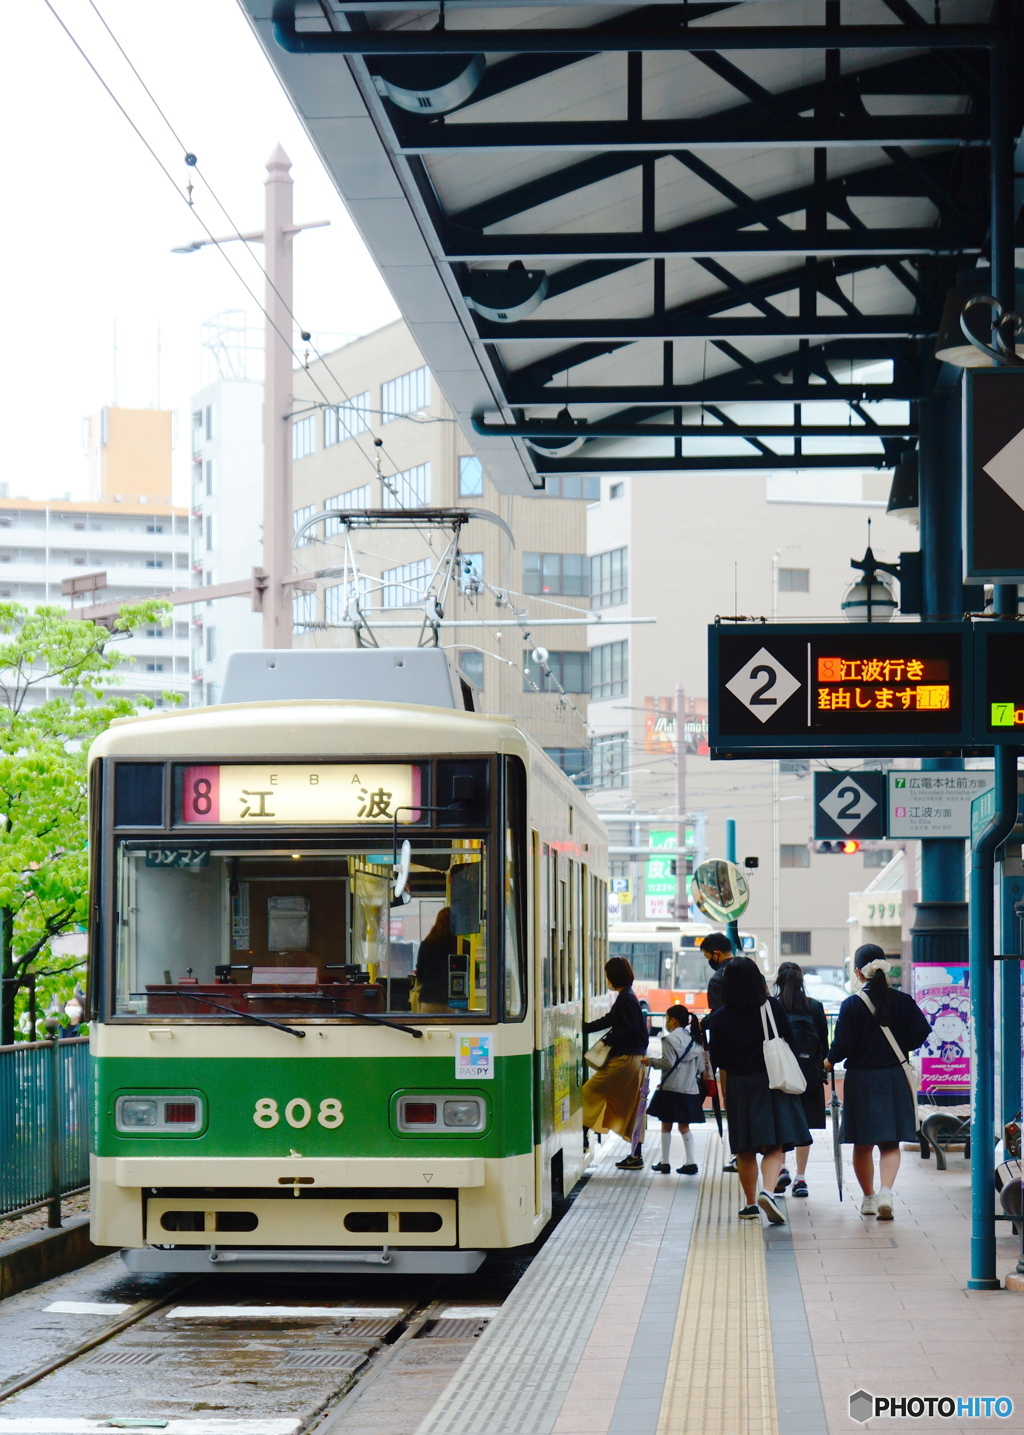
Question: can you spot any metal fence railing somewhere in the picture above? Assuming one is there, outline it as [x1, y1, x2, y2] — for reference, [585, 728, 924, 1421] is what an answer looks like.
[0, 1037, 90, 1226]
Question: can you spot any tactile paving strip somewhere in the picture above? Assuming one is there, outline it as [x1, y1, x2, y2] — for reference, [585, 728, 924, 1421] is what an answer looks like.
[655, 1134, 779, 1435]
[415, 1148, 655, 1435]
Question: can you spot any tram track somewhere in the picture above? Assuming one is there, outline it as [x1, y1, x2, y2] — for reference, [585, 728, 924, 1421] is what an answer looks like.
[0, 1263, 504, 1435]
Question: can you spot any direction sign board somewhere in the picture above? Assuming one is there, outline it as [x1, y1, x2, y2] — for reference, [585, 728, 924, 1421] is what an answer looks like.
[887, 771, 992, 839]
[973, 626, 1024, 746]
[813, 771, 886, 840]
[709, 623, 972, 758]
[964, 369, 1024, 581]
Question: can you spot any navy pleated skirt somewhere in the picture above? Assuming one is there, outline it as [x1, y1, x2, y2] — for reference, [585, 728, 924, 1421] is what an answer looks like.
[648, 1087, 706, 1124]
[839, 1065, 918, 1145]
[724, 1070, 813, 1155]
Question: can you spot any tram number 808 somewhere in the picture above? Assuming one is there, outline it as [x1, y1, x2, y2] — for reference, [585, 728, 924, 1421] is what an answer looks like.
[253, 1098, 344, 1129]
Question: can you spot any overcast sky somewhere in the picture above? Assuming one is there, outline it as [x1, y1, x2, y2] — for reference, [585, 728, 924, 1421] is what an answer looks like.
[1, 0, 398, 505]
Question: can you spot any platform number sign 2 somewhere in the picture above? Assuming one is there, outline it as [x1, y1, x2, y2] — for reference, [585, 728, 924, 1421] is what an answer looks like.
[813, 772, 886, 841]
[724, 647, 802, 725]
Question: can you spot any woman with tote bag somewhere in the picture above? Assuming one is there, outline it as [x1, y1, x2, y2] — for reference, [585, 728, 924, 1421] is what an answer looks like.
[582, 957, 649, 1161]
[707, 956, 812, 1225]
[825, 944, 931, 1221]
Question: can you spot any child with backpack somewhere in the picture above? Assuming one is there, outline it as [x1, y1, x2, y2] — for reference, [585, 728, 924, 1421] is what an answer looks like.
[643, 1004, 706, 1174]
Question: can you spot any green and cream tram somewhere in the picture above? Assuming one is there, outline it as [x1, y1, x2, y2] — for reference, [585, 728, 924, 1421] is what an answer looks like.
[88, 649, 608, 1274]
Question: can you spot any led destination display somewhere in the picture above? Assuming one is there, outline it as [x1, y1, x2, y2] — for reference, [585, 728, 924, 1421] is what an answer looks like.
[709, 624, 972, 758]
[975, 626, 1024, 745]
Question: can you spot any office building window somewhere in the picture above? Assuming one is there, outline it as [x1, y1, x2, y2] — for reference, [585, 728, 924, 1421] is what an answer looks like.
[780, 844, 810, 868]
[293, 589, 317, 630]
[146, 523, 165, 535]
[383, 463, 430, 509]
[205, 460, 214, 496]
[458, 651, 485, 689]
[591, 640, 628, 699]
[779, 759, 809, 776]
[174, 622, 189, 640]
[779, 568, 810, 592]
[543, 475, 600, 500]
[609, 482, 624, 499]
[204, 515, 214, 552]
[144, 627, 164, 640]
[292, 414, 316, 460]
[294, 503, 316, 546]
[205, 405, 213, 441]
[381, 366, 430, 422]
[382, 558, 431, 609]
[145, 662, 165, 673]
[780, 931, 812, 956]
[523, 649, 590, 694]
[590, 547, 628, 609]
[325, 393, 371, 445]
[206, 626, 217, 663]
[592, 733, 628, 789]
[459, 456, 484, 496]
[324, 487, 371, 535]
[205, 684, 218, 707]
[523, 553, 588, 598]
[545, 748, 590, 787]
[863, 848, 895, 868]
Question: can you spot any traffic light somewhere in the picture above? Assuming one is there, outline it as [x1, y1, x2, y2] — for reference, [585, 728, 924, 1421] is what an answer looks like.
[813, 840, 861, 855]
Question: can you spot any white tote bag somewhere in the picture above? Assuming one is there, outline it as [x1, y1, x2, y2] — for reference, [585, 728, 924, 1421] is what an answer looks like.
[760, 1003, 807, 1095]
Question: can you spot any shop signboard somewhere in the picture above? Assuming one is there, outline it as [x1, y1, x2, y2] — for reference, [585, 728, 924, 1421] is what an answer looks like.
[644, 829, 677, 919]
[913, 964, 970, 1095]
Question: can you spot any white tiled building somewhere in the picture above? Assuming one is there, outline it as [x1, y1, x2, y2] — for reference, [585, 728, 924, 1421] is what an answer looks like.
[0, 495, 191, 706]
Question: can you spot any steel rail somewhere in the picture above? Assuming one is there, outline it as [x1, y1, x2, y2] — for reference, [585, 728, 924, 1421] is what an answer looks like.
[0, 1280, 196, 1403]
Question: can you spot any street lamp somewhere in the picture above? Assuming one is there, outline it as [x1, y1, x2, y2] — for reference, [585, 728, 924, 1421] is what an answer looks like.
[842, 539, 900, 622]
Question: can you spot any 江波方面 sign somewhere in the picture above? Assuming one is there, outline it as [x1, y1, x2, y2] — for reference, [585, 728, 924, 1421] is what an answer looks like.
[179, 764, 421, 824]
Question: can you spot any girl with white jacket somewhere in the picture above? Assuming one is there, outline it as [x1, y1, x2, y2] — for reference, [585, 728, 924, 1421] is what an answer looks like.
[643, 1005, 707, 1175]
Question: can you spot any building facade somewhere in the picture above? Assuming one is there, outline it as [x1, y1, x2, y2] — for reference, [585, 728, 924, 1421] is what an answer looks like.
[288, 320, 594, 759]
[187, 379, 264, 706]
[585, 469, 916, 971]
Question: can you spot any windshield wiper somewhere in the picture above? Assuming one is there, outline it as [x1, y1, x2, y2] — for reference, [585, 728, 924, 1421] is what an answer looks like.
[168, 988, 306, 1039]
[332, 1007, 423, 1039]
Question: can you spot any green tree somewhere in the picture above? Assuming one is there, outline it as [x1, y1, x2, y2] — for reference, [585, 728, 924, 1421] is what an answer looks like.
[0, 600, 175, 1044]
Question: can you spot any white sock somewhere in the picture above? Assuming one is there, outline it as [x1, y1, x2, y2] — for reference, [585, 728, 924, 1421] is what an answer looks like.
[661, 1132, 672, 1164]
[682, 1132, 695, 1166]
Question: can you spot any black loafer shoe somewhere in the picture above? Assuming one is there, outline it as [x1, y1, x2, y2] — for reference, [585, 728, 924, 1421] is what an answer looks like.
[650, 1162, 671, 1173]
[676, 1163, 699, 1175]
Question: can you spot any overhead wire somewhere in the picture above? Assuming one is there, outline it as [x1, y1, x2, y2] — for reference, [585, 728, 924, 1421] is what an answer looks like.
[50, 0, 588, 726]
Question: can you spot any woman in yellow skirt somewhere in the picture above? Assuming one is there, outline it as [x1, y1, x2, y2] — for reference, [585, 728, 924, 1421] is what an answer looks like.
[583, 956, 650, 1164]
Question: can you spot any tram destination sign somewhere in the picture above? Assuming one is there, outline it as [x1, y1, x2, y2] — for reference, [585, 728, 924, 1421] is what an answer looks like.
[973, 625, 1024, 746]
[178, 763, 422, 824]
[709, 624, 972, 759]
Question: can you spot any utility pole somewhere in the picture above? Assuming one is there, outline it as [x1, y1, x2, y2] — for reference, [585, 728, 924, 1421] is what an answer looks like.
[263, 145, 296, 650]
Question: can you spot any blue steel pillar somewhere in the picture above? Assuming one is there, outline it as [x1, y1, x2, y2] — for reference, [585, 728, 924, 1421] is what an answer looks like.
[725, 818, 740, 954]
[911, 394, 968, 1004]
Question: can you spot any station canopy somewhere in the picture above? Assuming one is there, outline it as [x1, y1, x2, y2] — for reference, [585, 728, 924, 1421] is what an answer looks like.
[242, 0, 1009, 494]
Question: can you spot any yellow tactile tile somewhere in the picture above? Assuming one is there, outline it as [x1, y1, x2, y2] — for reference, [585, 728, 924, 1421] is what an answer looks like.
[656, 1134, 779, 1435]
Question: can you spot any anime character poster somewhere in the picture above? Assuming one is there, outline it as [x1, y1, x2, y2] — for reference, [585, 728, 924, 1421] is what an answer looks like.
[912, 964, 970, 1094]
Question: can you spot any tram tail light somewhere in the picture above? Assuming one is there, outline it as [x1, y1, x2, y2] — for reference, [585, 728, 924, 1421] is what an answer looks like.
[443, 1100, 481, 1127]
[118, 1099, 158, 1128]
[403, 1102, 438, 1124]
[164, 1101, 198, 1124]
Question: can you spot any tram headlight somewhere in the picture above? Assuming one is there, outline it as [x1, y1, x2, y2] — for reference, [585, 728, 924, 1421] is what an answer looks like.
[118, 1099, 159, 1128]
[443, 1099, 483, 1128]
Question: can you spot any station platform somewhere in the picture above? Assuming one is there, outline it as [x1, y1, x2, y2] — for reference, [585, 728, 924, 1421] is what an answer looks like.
[415, 1126, 1024, 1435]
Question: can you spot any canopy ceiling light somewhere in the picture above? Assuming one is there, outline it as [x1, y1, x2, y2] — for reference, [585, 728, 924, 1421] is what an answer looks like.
[524, 408, 587, 459]
[371, 53, 484, 115]
[842, 541, 900, 623]
[887, 452, 919, 527]
[464, 263, 549, 323]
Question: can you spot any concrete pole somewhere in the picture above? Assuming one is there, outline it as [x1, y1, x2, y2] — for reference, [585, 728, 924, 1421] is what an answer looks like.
[262, 145, 295, 649]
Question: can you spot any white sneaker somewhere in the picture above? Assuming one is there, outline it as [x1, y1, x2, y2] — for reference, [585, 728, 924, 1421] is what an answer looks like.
[876, 1187, 894, 1221]
[860, 1193, 878, 1216]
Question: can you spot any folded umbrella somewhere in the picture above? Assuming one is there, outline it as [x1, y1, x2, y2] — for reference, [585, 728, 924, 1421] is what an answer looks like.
[830, 1069, 843, 1201]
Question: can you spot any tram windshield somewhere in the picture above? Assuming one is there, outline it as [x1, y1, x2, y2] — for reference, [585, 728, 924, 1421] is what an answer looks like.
[112, 839, 507, 1021]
